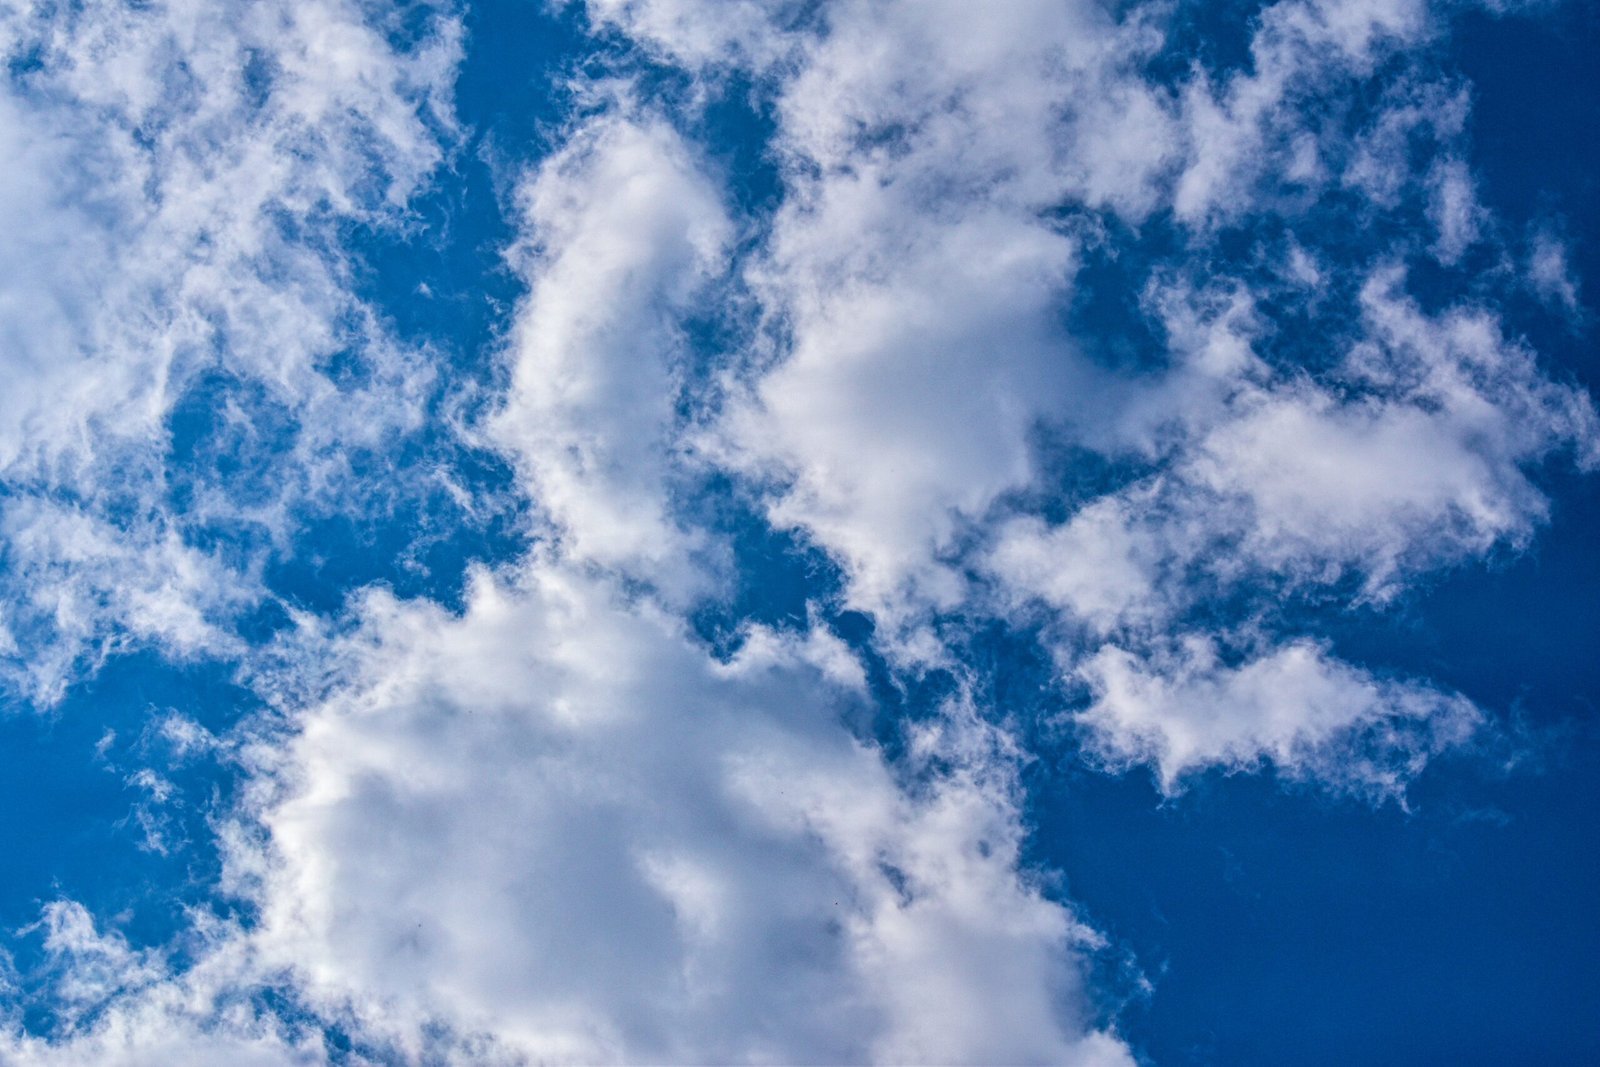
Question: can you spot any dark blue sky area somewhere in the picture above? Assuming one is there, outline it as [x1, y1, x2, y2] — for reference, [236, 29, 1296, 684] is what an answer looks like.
[1033, 7, 1600, 1063]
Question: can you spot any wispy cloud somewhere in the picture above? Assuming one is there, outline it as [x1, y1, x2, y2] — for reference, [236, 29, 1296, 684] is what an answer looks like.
[0, 0, 459, 703]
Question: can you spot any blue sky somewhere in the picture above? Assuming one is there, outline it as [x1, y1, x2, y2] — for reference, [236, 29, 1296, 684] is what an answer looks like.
[0, 0, 1595, 1063]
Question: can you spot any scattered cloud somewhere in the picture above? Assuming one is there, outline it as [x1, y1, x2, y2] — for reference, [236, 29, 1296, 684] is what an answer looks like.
[0, 0, 460, 703]
[0, 0, 1593, 1061]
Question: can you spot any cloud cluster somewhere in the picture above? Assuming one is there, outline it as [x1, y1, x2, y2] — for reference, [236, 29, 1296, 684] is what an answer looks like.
[0, 70, 1133, 1061]
[1, 0, 1594, 1062]
[589, 0, 1594, 791]
[217, 105, 1129, 1063]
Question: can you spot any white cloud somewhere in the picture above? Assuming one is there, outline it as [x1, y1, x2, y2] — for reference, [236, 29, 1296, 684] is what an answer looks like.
[704, 0, 1171, 627]
[491, 111, 731, 598]
[1077, 636, 1482, 798]
[987, 264, 1594, 784]
[728, 206, 1087, 623]
[989, 500, 1166, 636]
[209, 93, 1132, 1024]
[1342, 76, 1470, 209]
[583, 0, 797, 70]
[1173, 0, 1435, 223]
[0, 73, 1136, 1062]
[4, 555, 1135, 1062]
[1, 41, 1138, 1054]
[995, 261, 1598, 619]
[592, 0, 1511, 635]
[231, 559, 1130, 1064]
[0, 499, 250, 704]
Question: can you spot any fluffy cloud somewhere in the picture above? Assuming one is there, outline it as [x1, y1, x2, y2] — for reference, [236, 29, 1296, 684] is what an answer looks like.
[2, 54, 1140, 1058]
[1185, 270, 1597, 586]
[596, 0, 1580, 653]
[232, 559, 1130, 1064]
[1171, 0, 1435, 222]
[988, 264, 1592, 791]
[4, 559, 1134, 1063]
[711, 0, 1168, 625]
[1426, 157, 1487, 263]
[0, 498, 249, 703]
[491, 111, 731, 598]
[1077, 637, 1482, 797]
[1527, 226, 1583, 317]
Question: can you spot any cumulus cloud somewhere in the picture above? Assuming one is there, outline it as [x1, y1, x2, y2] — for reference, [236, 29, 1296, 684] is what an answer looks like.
[987, 262, 1592, 793]
[596, 0, 1581, 654]
[1172, 0, 1436, 223]
[1168, 266, 1597, 597]
[0, 498, 250, 703]
[5, 44, 1139, 1056]
[686, 0, 1173, 629]
[491, 111, 731, 597]
[2, 557, 1134, 1062]
[227, 560, 1130, 1064]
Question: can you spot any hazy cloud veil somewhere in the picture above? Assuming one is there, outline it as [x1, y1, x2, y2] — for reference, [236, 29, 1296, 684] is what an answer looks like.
[0, 0, 1594, 1063]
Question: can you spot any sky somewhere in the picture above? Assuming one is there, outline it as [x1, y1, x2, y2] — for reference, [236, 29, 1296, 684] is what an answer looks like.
[0, 0, 1595, 1064]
